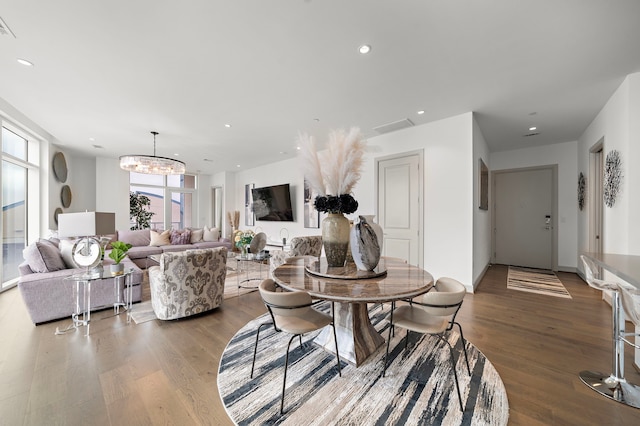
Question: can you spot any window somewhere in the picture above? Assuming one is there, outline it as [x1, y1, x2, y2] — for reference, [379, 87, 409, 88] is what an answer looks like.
[2, 125, 38, 291]
[129, 172, 196, 230]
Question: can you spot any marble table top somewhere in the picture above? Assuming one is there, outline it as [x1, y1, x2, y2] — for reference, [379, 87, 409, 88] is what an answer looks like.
[272, 257, 434, 303]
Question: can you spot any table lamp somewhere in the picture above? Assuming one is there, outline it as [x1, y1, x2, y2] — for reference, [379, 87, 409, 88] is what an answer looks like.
[58, 212, 116, 272]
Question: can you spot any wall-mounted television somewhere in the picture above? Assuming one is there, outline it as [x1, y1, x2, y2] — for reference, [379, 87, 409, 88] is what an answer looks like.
[251, 183, 294, 222]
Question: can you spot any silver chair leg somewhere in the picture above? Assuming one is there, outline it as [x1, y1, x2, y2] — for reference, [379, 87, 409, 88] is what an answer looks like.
[454, 322, 471, 374]
[281, 334, 298, 414]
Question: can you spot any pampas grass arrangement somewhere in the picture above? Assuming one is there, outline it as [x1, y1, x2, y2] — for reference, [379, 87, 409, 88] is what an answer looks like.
[299, 127, 366, 214]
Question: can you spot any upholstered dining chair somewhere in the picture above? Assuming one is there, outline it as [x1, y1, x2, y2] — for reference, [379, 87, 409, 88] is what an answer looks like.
[251, 279, 341, 414]
[383, 277, 470, 412]
[149, 247, 227, 320]
[269, 235, 323, 277]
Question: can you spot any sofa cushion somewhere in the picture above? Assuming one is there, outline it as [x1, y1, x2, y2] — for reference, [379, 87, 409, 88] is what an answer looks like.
[118, 229, 151, 247]
[190, 228, 204, 243]
[125, 245, 163, 259]
[193, 241, 229, 250]
[150, 230, 171, 246]
[203, 226, 220, 242]
[161, 244, 194, 253]
[23, 240, 66, 273]
[170, 229, 191, 245]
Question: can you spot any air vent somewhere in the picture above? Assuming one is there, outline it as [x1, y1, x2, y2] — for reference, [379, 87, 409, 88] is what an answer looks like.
[373, 118, 414, 134]
[523, 132, 540, 137]
[0, 16, 16, 38]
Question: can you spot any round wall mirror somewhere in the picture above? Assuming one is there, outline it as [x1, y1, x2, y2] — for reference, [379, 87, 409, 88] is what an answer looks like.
[52, 152, 68, 183]
[61, 185, 72, 208]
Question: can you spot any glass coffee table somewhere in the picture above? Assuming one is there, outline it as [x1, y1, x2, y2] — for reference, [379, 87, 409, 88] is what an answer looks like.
[229, 252, 271, 290]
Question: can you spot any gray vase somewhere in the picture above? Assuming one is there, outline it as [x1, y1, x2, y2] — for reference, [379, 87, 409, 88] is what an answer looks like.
[350, 215, 381, 271]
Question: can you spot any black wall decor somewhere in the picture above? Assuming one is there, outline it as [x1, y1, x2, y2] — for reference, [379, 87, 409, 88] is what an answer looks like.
[604, 150, 622, 208]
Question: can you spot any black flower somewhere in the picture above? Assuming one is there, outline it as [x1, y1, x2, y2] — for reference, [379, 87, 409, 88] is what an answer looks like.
[314, 194, 358, 214]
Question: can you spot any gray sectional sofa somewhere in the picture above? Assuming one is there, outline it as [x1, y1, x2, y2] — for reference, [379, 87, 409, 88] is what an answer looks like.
[17, 228, 231, 324]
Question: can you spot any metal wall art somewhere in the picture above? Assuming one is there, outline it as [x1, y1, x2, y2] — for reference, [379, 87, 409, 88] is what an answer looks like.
[604, 150, 622, 208]
[577, 172, 586, 211]
[52, 152, 68, 183]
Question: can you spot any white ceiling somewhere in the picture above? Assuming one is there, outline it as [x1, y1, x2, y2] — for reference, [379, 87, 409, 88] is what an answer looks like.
[1, 1, 639, 174]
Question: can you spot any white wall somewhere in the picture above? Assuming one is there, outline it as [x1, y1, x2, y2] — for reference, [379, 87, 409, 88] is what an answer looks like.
[233, 112, 476, 289]
[578, 72, 640, 258]
[95, 157, 130, 231]
[472, 115, 492, 287]
[491, 140, 579, 271]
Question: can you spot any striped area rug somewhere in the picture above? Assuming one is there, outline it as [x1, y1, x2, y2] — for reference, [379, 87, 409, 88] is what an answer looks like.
[218, 304, 509, 425]
[507, 266, 572, 299]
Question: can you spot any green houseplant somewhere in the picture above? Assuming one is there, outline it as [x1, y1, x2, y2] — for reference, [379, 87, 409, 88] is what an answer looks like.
[130, 191, 155, 230]
[108, 241, 132, 275]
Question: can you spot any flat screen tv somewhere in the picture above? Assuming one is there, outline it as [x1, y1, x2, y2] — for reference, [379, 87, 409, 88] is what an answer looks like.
[251, 183, 294, 221]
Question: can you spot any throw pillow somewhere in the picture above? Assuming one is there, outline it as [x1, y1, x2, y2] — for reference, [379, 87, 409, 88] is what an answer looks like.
[59, 239, 78, 269]
[118, 229, 151, 247]
[170, 229, 191, 245]
[190, 228, 204, 243]
[23, 240, 67, 273]
[203, 226, 220, 242]
[149, 229, 171, 246]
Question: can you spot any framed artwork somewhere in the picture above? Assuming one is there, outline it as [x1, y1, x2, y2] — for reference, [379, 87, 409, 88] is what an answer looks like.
[604, 150, 622, 208]
[304, 178, 320, 228]
[245, 183, 254, 226]
[479, 158, 489, 210]
[578, 172, 586, 211]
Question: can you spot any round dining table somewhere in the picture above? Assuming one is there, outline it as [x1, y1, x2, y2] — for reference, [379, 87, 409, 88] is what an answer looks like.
[272, 256, 434, 366]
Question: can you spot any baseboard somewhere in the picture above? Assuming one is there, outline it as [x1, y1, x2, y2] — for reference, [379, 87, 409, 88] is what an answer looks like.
[557, 265, 577, 273]
[472, 263, 490, 293]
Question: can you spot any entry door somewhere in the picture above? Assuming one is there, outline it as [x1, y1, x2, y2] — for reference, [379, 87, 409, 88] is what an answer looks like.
[494, 167, 554, 270]
[377, 154, 422, 266]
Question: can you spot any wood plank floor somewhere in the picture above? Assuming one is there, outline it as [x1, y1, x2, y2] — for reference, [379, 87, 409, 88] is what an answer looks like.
[1, 265, 640, 425]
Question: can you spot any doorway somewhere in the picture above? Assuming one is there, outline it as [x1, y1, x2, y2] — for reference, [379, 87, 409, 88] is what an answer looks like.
[376, 151, 423, 267]
[493, 166, 558, 270]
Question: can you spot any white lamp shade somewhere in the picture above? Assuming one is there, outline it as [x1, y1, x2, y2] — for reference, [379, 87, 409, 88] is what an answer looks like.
[58, 212, 116, 237]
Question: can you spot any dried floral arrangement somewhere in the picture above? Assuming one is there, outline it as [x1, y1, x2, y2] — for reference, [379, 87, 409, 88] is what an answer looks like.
[298, 127, 366, 214]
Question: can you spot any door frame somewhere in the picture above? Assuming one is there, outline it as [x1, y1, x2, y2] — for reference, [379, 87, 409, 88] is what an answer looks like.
[374, 149, 424, 268]
[589, 139, 604, 255]
[491, 164, 558, 271]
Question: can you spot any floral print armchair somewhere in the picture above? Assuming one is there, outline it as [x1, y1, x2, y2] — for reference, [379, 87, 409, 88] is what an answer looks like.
[149, 247, 227, 320]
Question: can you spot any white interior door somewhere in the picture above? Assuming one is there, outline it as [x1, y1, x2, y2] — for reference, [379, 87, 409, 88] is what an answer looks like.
[494, 167, 554, 270]
[377, 154, 422, 266]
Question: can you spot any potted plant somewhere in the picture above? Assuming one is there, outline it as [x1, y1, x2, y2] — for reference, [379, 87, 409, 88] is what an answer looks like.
[108, 241, 132, 275]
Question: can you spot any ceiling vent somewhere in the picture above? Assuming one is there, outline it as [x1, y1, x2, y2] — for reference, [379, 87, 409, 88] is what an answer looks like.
[0, 16, 16, 38]
[523, 132, 540, 137]
[373, 118, 414, 134]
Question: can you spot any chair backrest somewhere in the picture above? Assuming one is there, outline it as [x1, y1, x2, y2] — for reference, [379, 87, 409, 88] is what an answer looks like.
[259, 279, 313, 318]
[420, 277, 466, 317]
[619, 284, 640, 327]
[290, 236, 323, 257]
[160, 247, 227, 275]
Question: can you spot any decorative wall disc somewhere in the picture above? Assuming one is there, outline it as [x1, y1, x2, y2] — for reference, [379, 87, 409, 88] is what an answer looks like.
[577, 172, 586, 211]
[603, 150, 622, 208]
[61, 185, 72, 208]
[52, 152, 68, 183]
[54, 207, 63, 225]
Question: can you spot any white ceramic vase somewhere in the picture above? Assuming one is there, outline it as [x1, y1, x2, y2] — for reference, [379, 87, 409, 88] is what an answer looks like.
[361, 215, 383, 252]
[350, 215, 381, 271]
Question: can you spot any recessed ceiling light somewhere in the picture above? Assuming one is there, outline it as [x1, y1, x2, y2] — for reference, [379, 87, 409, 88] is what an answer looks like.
[314, 118, 320, 122]
[417, 110, 425, 115]
[174, 153, 179, 156]
[358, 44, 371, 54]
[92, 144, 104, 149]
[236, 164, 241, 168]
[17, 58, 33, 67]
[296, 146, 301, 150]
[529, 126, 537, 131]
[89, 137, 95, 141]
[225, 124, 232, 128]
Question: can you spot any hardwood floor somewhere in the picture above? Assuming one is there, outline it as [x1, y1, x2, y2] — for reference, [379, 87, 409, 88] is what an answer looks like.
[1, 265, 640, 425]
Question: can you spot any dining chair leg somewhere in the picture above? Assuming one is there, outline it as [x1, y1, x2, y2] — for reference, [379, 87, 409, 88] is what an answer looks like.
[251, 322, 272, 378]
[281, 334, 298, 414]
[454, 322, 471, 374]
[404, 329, 410, 351]
[437, 334, 464, 412]
[383, 307, 394, 377]
[331, 323, 342, 377]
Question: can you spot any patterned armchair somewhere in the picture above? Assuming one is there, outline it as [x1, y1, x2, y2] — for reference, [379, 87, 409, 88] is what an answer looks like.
[270, 235, 323, 277]
[149, 247, 227, 320]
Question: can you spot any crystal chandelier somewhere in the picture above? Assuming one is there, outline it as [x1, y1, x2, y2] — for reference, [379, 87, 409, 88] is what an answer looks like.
[119, 131, 186, 175]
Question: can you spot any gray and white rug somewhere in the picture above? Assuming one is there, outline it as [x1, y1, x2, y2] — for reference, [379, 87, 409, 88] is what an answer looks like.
[507, 266, 572, 299]
[218, 304, 509, 425]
